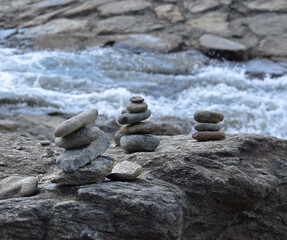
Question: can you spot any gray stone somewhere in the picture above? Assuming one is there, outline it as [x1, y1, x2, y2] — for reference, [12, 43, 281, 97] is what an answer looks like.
[122, 109, 128, 114]
[98, 0, 151, 17]
[0, 120, 18, 131]
[259, 35, 287, 60]
[114, 130, 126, 146]
[107, 160, 142, 181]
[194, 123, 221, 131]
[55, 126, 101, 149]
[194, 110, 224, 123]
[155, 4, 184, 23]
[244, 0, 287, 12]
[39, 140, 51, 146]
[184, 0, 221, 13]
[117, 109, 151, 125]
[126, 101, 148, 113]
[0, 176, 38, 200]
[130, 96, 144, 103]
[192, 131, 226, 141]
[56, 131, 110, 172]
[120, 134, 160, 153]
[121, 121, 158, 134]
[54, 108, 98, 137]
[51, 156, 114, 186]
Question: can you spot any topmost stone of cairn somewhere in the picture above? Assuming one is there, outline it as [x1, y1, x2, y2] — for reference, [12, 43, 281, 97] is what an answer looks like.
[130, 96, 144, 103]
[194, 110, 224, 123]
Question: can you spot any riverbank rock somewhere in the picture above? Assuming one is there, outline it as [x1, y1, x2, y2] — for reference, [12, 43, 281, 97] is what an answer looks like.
[107, 160, 143, 181]
[0, 133, 287, 239]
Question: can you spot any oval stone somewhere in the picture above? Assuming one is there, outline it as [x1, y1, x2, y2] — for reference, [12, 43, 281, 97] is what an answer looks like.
[55, 126, 102, 149]
[192, 131, 226, 141]
[114, 130, 126, 146]
[107, 160, 143, 181]
[194, 110, 224, 123]
[117, 109, 151, 125]
[121, 109, 128, 114]
[120, 134, 160, 153]
[126, 102, 148, 113]
[130, 96, 144, 103]
[194, 123, 221, 131]
[120, 121, 158, 134]
[54, 108, 98, 137]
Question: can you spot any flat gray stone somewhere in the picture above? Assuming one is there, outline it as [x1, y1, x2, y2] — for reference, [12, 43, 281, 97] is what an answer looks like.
[117, 109, 151, 125]
[126, 102, 148, 113]
[121, 121, 158, 134]
[55, 126, 102, 149]
[194, 110, 224, 123]
[54, 108, 98, 137]
[0, 120, 18, 131]
[107, 160, 143, 181]
[184, 0, 221, 13]
[192, 131, 226, 141]
[51, 156, 114, 186]
[130, 96, 144, 103]
[120, 134, 160, 153]
[194, 123, 221, 131]
[0, 176, 38, 200]
[114, 130, 126, 146]
[56, 131, 110, 172]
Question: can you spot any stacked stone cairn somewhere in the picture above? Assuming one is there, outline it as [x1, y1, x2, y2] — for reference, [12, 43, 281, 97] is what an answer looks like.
[192, 110, 226, 141]
[51, 108, 114, 186]
[114, 96, 160, 153]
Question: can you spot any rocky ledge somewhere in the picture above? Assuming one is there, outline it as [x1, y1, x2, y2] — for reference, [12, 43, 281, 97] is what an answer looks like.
[0, 132, 287, 239]
[0, 0, 287, 61]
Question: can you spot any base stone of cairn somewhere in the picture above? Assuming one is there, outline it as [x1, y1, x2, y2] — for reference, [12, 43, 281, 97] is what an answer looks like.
[192, 110, 226, 141]
[52, 108, 114, 186]
[115, 96, 160, 153]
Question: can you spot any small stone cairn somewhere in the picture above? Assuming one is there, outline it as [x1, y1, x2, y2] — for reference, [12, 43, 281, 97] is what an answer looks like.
[192, 110, 226, 141]
[115, 96, 160, 153]
[51, 108, 114, 186]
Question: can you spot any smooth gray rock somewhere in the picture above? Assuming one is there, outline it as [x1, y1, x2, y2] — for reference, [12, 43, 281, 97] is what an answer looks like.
[120, 134, 160, 153]
[126, 102, 148, 113]
[192, 131, 226, 141]
[107, 160, 143, 181]
[117, 109, 151, 125]
[54, 108, 98, 137]
[130, 96, 144, 103]
[39, 140, 51, 146]
[121, 121, 158, 134]
[114, 130, 126, 146]
[0, 176, 38, 200]
[194, 123, 221, 131]
[194, 110, 224, 123]
[56, 131, 110, 172]
[55, 126, 101, 149]
[51, 156, 114, 186]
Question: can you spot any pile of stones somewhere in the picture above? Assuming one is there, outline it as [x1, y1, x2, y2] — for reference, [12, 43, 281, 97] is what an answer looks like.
[114, 96, 160, 153]
[51, 108, 114, 186]
[192, 110, 226, 141]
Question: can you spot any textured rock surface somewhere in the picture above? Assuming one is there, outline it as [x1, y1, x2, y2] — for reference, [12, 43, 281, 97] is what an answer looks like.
[194, 110, 224, 123]
[120, 121, 158, 134]
[194, 122, 221, 131]
[107, 160, 143, 181]
[56, 131, 110, 172]
[0, 133, 287, 239]
[117, 109, 151, 125]
[192, 131, 226, 141]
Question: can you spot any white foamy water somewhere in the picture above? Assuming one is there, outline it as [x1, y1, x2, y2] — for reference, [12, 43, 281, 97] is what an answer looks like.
[0, 47, 286, 139]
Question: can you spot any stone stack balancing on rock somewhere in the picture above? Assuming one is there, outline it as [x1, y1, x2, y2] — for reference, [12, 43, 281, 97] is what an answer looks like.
[51, 108, 114, 186]
[192, 110, 226, 141]
[115, 96, 160, 153]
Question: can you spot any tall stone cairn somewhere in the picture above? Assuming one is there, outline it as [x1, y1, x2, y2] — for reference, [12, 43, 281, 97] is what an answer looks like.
[51, 108, 114, 186]
[115, 96, 160, 153]
[192, 110, 226, 141]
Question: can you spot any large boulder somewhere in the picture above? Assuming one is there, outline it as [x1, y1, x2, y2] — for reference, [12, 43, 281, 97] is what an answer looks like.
[0, 133, 287, 239]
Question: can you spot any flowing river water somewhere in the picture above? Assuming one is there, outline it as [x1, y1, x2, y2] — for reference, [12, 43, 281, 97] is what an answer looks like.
[0, 47, 287, 139]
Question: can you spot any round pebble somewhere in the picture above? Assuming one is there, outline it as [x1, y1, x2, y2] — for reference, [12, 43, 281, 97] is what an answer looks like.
[194, 110, 224, 123]
[192, 131, 226, 141]
[194, 123, 221, 131]
[120, 134, 160, 153]
[117, 109, 151, 125]
[126, 102, 148, 113]
[114, 130, 126, 146]
[54, 108, 98, 137]
[120, 121, 158, 135]
[130, 96, 144, 103]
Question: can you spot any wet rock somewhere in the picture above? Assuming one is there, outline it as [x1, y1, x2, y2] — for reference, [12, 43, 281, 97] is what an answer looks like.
[114, 130, 126, 146]
[117, 109, 151, 125]
[0, 119, 18, 131]
[55, 126, 101, 149]
[120, 134, 160, 153]
[107, 160, 143, 181]
[54, 108, 98, 137]
[155, 4, 184, 23]
[194, 122, 221, 131]
[199, 34, 247, 60]
[121, 121, 158, 135]
[194, 110, 224, 123]
[126, 101, 148, 113]
[56, 131, 110, 172]
[0, 176, 38, 200]
[51, 156, 114, 186]
[192, 131, 226, 141]
[259, 35, 287, 61]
